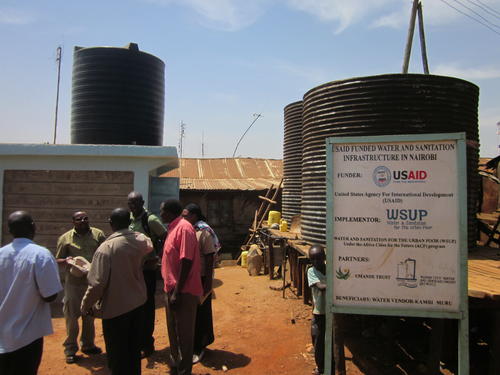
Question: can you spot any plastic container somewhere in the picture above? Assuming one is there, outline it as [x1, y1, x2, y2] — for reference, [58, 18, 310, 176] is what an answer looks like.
[279, 219, 288, 232]
[241, 251, 248, 268]
[268, 211, 281, 226]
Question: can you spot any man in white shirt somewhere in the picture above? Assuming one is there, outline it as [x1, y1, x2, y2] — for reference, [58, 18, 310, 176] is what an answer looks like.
[0, 211, 63, 375]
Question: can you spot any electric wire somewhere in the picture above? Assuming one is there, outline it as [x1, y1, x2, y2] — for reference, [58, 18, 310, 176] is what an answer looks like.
[450, 0, 500, 28]
[438, 0, 500, 35]
[464, 0, 500, 19]
[475, 0, 500, 17]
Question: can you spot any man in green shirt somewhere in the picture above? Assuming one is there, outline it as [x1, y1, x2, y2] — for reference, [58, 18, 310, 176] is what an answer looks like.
[128, 191, 167, 358]
[56, 211, 106, 364]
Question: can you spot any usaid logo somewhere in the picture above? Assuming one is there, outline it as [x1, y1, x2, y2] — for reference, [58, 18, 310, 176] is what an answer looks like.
[373, 166, 391, 187]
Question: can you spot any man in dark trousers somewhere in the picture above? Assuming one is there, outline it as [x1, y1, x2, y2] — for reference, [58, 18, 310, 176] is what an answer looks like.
[0, 211, 62, 375]
[128, 191, 166, 358]
[160, 199, 202, 375]
[81, 208, 153, 375]
[182, 203, 220, 363]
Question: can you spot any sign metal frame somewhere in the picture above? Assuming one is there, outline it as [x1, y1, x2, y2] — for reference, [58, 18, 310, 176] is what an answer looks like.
[324, 133, 469, 375]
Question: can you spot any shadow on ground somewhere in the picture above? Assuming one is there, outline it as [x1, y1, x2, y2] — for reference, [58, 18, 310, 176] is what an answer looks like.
[73, 353, 108, 375]
[144, 347, 251, 373]
[199, 348, 251, 372]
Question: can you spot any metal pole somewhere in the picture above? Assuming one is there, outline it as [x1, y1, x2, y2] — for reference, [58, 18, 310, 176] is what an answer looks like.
[417, 2, 430, 74]
[402, 0, 419, 73]
[53, 46, 62, 144]
[232, 113, 262, 158]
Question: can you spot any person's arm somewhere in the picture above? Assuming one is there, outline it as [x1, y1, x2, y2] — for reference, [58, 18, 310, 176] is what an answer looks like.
[42, 293, 58, 302]
[96, 229, 107, 246]
[149, 215, 167, 239]
[138, 233, 153, 255]
[55, 234, 71, 265]
[313, 281, 327, 291]
[170, 258, 193, 307]
[35, 250, 63, 303]
[307, 267, 326, 291]
[203, 253, 215, 295]
[81, 249, 110, 315]
[199, 230, 216, 295]
[169, 226, 197, 306]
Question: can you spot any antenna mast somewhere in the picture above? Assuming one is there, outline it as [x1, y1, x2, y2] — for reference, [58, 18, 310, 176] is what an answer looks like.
[53, 46, 62, 144]
[232, 113, 262, 158]
[178, 121, 186, 158]
[201, 130, 205, 158]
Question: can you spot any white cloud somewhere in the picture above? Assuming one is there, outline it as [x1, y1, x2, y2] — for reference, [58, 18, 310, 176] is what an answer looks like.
[145, 0, 500, 33]
[288, 0, 500, 32]
[270, 59, 329, 83]
[434, 63, 500, 80]
[286, 0, 395, 33]
[0, 8, 35, 25]
[371, 0, 500, 29]
[145, 0, 268, 31]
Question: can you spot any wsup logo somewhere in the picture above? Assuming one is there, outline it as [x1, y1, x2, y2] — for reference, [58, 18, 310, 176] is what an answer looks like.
[373, 166, 391, 187]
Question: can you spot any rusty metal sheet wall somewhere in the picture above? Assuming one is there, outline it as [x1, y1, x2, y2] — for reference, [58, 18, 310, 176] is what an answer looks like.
[162, 158, 283, 191]
[2, 170, 133, 253]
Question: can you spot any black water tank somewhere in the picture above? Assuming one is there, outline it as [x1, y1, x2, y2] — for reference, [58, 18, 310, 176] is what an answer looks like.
[282, 101, 303, 223]
[301, 74, 479, 248]
[71, 43, 165, 145]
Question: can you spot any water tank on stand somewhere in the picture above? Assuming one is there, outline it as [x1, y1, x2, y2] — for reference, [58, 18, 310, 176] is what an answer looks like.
[71, 43, 165, 145]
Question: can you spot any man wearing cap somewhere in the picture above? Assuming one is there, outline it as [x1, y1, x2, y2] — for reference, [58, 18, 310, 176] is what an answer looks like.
[56, 211, 106, 364]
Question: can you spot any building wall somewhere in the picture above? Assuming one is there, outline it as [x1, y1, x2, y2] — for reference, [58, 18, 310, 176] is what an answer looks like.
[0, 144, 178, 252]
[2, 170, 134, 252]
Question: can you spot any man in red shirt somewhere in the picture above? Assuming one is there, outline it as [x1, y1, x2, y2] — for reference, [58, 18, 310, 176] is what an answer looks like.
[160, 199, 202, 375]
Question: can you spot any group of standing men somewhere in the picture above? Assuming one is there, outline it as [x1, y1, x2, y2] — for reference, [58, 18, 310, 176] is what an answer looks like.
[0, 191, 220, 375]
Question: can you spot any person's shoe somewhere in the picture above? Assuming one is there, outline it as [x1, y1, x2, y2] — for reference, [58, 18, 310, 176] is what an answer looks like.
[65, 355, 77, 364]
[192, 349, 205, 364]
[82, 346, 102, 355]
[140, 347, 155, 358]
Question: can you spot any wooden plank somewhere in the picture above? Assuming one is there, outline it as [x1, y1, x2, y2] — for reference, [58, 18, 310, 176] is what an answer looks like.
[3, 182, 133, 196]
[2, 208, 117, 223]
[258, 195, 277, 204]
[4, 170, 134, 183]
[3, 195, 127, 209]
[2, 221, 109, 236]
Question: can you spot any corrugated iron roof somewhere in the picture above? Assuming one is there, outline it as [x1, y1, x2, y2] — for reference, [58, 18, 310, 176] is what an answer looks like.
[161, 158, 283, 191]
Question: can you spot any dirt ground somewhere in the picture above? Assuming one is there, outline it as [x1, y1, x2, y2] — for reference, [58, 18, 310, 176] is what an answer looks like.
[40, 266, 364, 375]
[38, 265, 491, 375]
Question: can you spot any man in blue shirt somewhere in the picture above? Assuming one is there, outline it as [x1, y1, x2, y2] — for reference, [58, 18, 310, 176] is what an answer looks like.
[0, 211, 62, 375]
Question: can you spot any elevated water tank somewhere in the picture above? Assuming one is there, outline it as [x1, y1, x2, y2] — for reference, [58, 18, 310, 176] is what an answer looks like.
[282, 101, 303, 223]
[71, 43, 165, 145]
[301, 74, 479, 247]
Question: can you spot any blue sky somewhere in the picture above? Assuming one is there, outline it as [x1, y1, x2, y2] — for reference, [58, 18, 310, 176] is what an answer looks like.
[1, 0, 499, 158]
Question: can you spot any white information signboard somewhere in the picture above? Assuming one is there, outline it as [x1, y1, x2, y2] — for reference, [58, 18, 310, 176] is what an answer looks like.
[331, 138, 460, 312]
[325, 133, 469, 375]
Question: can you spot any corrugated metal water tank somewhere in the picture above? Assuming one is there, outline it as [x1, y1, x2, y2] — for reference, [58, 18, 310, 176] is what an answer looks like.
[282, 101, 303, 222]
[301, 74, 479, 248]
[71, 43, 165, 145]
